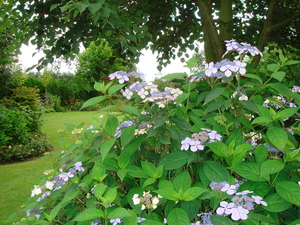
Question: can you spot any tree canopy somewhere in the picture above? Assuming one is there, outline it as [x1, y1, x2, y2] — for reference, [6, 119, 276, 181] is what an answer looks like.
[5, 0, 300, 70]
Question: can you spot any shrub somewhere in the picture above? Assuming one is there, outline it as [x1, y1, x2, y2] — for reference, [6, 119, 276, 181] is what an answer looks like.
[0, 132, 52, 163]
[12, 41, 300, 225]
[11, 86, 41, 110]
[0, 107, 29, 146]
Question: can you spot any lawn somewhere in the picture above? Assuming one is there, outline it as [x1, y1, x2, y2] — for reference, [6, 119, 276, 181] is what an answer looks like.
[0, 111, 103, 220]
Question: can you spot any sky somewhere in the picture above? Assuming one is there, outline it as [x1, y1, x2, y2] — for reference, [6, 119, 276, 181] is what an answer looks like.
[18, 44, 194, 82]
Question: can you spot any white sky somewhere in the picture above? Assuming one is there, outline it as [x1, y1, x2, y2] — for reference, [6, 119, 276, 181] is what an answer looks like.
[18, 44, 196, 81]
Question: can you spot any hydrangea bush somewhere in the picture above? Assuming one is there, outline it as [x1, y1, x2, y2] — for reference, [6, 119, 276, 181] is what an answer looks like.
[9, 40, 300, 225]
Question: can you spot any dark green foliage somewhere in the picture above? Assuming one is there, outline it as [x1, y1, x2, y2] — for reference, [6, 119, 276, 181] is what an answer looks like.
[11, 86, 41, 111]
[76, 40, 134, 82]
[0, 132, 52, 163]
[7, 0, 300, 68]
[0, 107, 29, 146]
[24, 77, 45, 97]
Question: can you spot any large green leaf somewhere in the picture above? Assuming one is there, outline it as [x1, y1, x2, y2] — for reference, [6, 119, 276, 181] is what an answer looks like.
[266, 127, 287, 151]
[173, 170, 191, 192]
[155, 188, 179, 201]
[204, 161, 230, 182]
[203, 101, 224, 113]
[230, 162, 269, 181]
[161, 73, 187, 79]
[100, 137, 117, 161]
[182, 187, 207, 201]
[108, 84, 125, 96]
[204, 88, 225, 105]
[274, 107, 299, 120]
[275, 181, 300, 205]
[167, 208, 189, 225]
[262, 193, 292, 212]
[207, 142, 229, 158]
[158, 152, 189, 170]
[73, 208, 104, 221]
[121, 106, 139, 116]
[126, 166, 148, 178]
[80, 96, 107, 110]
[271, 71, 286, 82]
[120, 126, 136, 148]
[107, 208, 132, 219]
[103, 114, 119, 136]
[260, 160, 284, 176]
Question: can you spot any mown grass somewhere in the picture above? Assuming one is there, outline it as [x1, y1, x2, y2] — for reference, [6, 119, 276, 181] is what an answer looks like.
[0, 111, 102, 220]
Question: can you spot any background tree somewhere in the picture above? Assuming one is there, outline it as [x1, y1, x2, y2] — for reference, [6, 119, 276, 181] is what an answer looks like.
[75, 39, 135, 82]
[6, 0, 300, 69]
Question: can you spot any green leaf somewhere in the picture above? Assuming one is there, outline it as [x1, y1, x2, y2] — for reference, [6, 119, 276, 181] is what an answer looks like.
[94, 183, 106, 199]
[141, 220, 164, 225]
[173, 170, 191, 192]
[161, 73, 187, 79]
[266, 127, 287, 151]
[184, 57, 198, 68]
[275, 107, 299, 120]
[248, 212, 277, 224]
[118, 150, 130, 169]
[172, 118, 192, 131]
[121, 106, 139, 116]
[176, 92, 190, 105]
[210, 215, 235, 225]
[288, 219, 300, 225]
[260, 160, 284, 176]
[155, 188, 179, 201]
[126, 166, 148, 178]
[203, 101, 224, 113]
[123, 210, 137, 225]
[271, 71, 286, 82]
[268, 83, 299, 100]
[255, 145, 268, 165]
[94, 82, 105, 92]
[167, 208, 189, 225]
[104, 114, 119, 136]
[141, 161, 156, 177]
[239, 101, 258, 113]
[158, 152, 189, 170]
[207, 142, 229, 158]
[87, 1, 104, 14]
[230, 162, 269, 181]
[251, 116, 272, 125]
[108, 84, 125, 96]
[62, 186, 80, 203]
[241, 74, 262, 84]
[267, 63, 280, 72]
[262, 193, 292, 212]
[80, 96, 107, 110]
[182, 187, 206, 201]
[49, 203, 62, 222]
[283, 60, 300, 66]
[204, 161, 230, 182]
[275, 181, 300, 206]
[142, 178, 156, 188]
[204, 88, 225, 105]
[100, 137, 117, 161]
[100, 187, 118, 206]
[50, 4, 59, 11]
[117, 168, 127, 181]
[107, 208, 132, 219]
[120, 126, 136, 148]
[73, 208, 104, 221]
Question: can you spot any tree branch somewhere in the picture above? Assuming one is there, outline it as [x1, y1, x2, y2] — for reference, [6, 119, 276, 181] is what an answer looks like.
[270, 11, 300, 30]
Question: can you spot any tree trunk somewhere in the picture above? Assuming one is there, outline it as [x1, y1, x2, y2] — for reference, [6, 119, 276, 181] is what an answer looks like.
[195, 0, 223, 62]
[252, 0, 278, 68]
